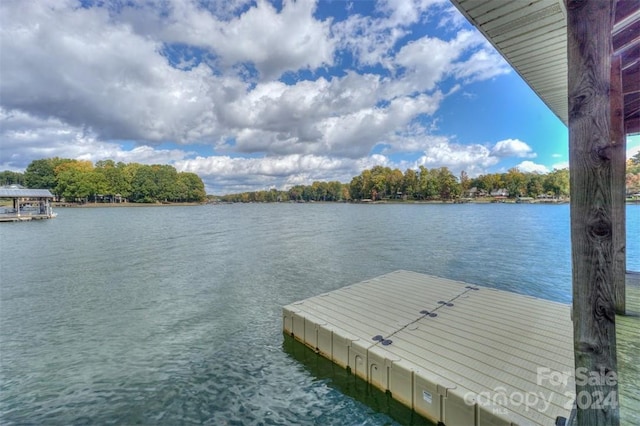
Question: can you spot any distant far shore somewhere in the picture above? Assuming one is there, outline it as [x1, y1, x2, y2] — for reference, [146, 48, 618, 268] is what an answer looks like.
[211, 198, 573, 205]
[53, 202, 204, 208]
[49, 198, 640, 208]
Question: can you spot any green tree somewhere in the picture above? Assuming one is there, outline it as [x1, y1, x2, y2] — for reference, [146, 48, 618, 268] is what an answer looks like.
[526, 174, 545, 198]
[54, 160, 96, 202]
[24, 157, 70, 192]
[361, 169, 374, 199]
[544, 168, 570, 197]
[349, 175, 364, 200]
[24, 158, 56, 189]
[0, 170, 24, 186]
[627, 153, 640, 195]
[418, 166, 438, 199]
[311, 181, 328, 201]
[95, 160, 131, 201]
[402, 169, 418, 199]
[302, 185, 315, 201]
[153, 165, 179, 202]
[288, 185, 304, 201]
[369, 166, 390, 200]
[177, 172, 206, 202]
[387, 168, 404, 199]
[505, 168, 526, 198]
[340, 183, 351, 201]
[327, 181, 344, 201]
[627, 153, 640, 175]
[472, 173, 503, 194]
[130, 165, 159, 202]
[459, 170, 471, 192]
[435, 167, 460, 200]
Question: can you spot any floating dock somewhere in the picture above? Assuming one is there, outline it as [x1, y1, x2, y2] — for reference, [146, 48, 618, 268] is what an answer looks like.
[284, 271, 576, 425]
[0, 213, 57, 222]
[618, 272, 640, 426]
[283, 270, 640, 425]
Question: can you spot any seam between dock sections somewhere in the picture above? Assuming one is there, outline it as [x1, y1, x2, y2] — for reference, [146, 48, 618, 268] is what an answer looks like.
[283, 270, 575, 425]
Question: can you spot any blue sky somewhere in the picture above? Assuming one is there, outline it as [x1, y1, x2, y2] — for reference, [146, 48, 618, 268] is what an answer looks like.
[1, 0, 638, 194]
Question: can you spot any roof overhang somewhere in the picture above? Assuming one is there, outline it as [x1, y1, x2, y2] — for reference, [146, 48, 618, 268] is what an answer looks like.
[450, 0, 640, 135]
[0, 188, 54, 198]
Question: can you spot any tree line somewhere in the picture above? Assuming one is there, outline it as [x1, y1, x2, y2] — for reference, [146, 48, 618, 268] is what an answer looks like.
[627, 151, 640, 195]
[0, 158, 206, 203]
[3, 153, 638, 204]
[219, 165, 574, 203]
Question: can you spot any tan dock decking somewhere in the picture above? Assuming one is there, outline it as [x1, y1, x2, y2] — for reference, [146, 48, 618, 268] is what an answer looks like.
[619, 273, 640, 426]
[0, 212, 57, 222]
[283, 270, 639, 425]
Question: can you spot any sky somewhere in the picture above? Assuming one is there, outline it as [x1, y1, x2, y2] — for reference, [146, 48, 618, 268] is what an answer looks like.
[1, 0, 639, 194]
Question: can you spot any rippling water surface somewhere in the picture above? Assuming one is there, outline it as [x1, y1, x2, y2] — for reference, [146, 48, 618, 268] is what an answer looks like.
[1, 203, 638, 424]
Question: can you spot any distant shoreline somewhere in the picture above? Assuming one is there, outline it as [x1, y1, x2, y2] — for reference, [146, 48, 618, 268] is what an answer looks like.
[212, 199, 572, 205]
[49, 199, 640, 208]
[53, 202, 204, 208]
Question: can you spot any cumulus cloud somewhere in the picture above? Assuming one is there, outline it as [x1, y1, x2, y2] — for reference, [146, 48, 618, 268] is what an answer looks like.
[491, 139, 536, 158]
[154, 0, 336, 80]
[416, 142, 499, 176]
[332, 0, 447, 70]
[0, 108, 194, 171]
[377, 0, 445, 26]
[0, 1, 235, 143]
[551, 161, 569, 170]
[393, 31, 476, 93]
[177, 154, 366, 194]
[437, 5, 468, 30]
[516, 161, 550, 174]
[0, 0, 535, 193]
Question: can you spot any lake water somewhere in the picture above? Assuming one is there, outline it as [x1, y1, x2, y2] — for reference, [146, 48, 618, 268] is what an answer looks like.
[1, 203, 638, 425]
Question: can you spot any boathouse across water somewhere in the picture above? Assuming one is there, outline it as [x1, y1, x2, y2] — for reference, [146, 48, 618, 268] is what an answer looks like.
[0, 185, 56, 222]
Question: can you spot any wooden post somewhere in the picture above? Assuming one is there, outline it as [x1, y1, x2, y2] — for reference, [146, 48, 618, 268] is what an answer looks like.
[610, 54, 626, 315]
[566, 0, 619, 424]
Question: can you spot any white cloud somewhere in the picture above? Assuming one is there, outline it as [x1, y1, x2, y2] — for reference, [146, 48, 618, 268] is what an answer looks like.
[394, 31, 473, 92]
[125, 0, 335, 81]
[517, 161, 550, 174]
[416, 142, 498, 176]
[377, 0, 445, 26]
[332, 0, 446, 70]
[491, 139, 536, 158]
[383, 124, 450, 153]
[452, 47, 511, 83]
[0, 1, 236, 143]
[438, 5, 468, 30]
[551, 161, 569, 170]
[389, 29, 510, 96]
[627, 137, 640, 159]
[0, 0, 529, 194]
[0, 108, 192, 171]
[176, 154, 367, 194]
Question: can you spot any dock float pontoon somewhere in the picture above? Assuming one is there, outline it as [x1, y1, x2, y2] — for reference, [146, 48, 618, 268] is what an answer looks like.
[283, 270, 576, 425]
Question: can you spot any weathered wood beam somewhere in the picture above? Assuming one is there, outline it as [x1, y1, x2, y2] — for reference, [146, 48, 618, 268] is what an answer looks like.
[611, 54, 626, 315]
[566, 0, 620, 424]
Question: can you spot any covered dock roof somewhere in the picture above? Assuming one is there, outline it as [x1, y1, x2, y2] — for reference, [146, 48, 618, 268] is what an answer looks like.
[0, 186, 56, 222]
[0, 187, 54, 198]
[450, 0, 639, 134]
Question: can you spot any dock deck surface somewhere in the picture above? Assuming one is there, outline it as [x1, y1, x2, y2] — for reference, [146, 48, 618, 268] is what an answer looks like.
[619, 273, 640, 426]
[283, 270, 639, 425]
